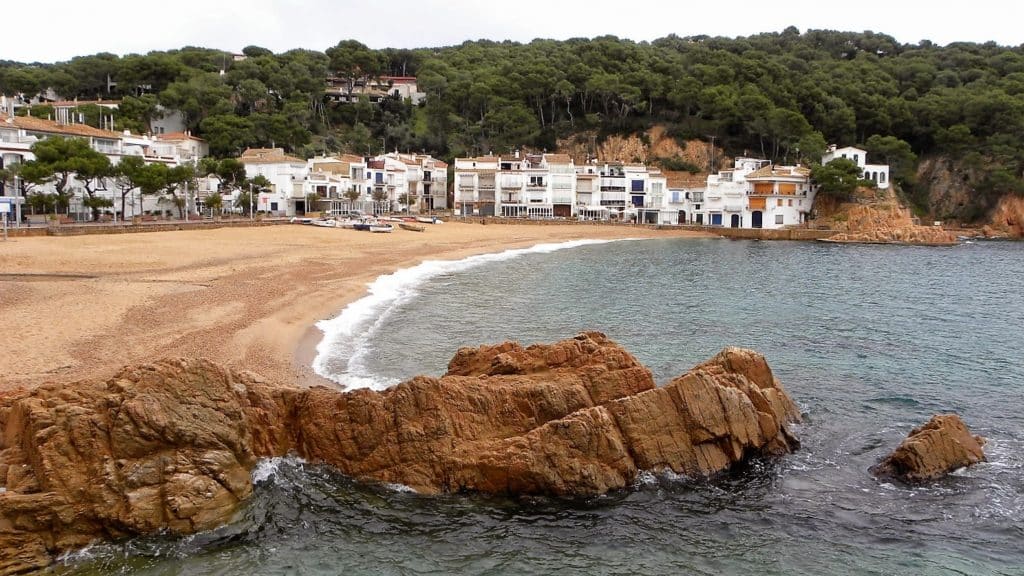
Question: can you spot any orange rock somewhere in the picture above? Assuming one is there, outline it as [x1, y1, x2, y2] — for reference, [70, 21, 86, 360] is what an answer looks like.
[0, 333, 801, 572]
[873, 414, 986, 481]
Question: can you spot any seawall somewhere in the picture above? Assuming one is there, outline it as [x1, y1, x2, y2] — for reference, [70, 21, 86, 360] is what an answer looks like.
[452, 217, 837, 241]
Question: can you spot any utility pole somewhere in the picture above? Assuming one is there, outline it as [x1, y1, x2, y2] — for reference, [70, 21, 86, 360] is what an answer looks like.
[249, 182, 254, 221]
[707, 135, 717, 173]
[184, 180, 189, 223]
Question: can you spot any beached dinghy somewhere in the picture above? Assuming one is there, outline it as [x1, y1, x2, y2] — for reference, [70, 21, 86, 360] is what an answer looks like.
[369, 223, 394, 233]
[399, 222, 425, 232]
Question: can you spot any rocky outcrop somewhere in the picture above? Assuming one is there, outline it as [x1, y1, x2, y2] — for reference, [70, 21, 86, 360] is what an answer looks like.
[873, 414, 986, 482]
[816, 191, 958, 246]
[985, 195, 1024, 239]
[0, 333, 800, 573]
[0, 359, 285, 575]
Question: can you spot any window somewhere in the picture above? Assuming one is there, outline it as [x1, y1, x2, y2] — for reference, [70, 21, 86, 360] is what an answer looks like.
[775, 214, 784, 225]
[777, 199, 783, 207]
[880, 172, 887, 183]
[270, 202, 279, 211]
[695, 204, 701, 210]
[853, 154, 860, 164]
[788, 199, 793, 206]
[631, 180, 644, 192]
[529, 176, 545, 187]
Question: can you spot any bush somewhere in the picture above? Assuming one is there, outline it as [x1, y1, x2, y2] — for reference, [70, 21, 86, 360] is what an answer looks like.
[657, 156, 702, 173]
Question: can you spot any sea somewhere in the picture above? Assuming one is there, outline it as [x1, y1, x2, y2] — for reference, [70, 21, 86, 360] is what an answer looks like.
[57, 238, 1024, 576]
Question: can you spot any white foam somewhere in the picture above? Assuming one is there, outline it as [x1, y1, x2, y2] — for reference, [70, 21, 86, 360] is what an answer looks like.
[312, 238, 632, 390]
[252, 456, 306, 485]
[382, 482, 418, 494]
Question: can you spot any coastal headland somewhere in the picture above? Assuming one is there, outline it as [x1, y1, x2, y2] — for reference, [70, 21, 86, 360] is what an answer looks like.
[0, 222, 713, 393]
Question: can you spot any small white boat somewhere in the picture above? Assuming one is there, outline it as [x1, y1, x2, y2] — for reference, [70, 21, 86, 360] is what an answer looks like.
[310, 218, 338, 228]
[290, 217, 313, 224]
[369, 224, 394, 233]
[416, 216, 443, 224]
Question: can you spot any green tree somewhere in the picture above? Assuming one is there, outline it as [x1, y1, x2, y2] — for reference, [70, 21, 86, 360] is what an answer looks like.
[812, 158, 865, 199]
[74, 151, 115, 221]
[205, 192, 223, 216]
[371, 187, 388, 213]
[113, 155, 146, 218]
[864, 134, 917, 185]
[200, 114, 256, 157]
[20, 138, 103, 215]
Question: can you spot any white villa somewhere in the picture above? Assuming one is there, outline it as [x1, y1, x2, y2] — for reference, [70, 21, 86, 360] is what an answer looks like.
[0, 111, 208, 223]
[239, 149, 448, 217]
[238, 148, 310, 215]
[453, 153, 665, 221]
[821, 145, 890, 189]
[325, 76, 426, 105]
[680, 158, 815, 229]
[453, 143, 888, 230]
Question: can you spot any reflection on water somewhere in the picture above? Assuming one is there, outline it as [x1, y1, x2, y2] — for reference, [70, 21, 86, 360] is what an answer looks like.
[60, 239, 1024, 575]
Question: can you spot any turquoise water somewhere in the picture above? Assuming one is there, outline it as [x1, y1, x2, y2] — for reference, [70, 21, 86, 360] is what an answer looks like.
[59, 238, 1024, 575]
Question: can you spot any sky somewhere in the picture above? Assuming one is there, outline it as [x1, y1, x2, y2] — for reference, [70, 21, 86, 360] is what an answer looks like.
[5, 0, 1023, 63]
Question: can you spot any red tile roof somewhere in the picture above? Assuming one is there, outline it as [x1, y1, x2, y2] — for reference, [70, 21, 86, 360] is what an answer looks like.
[0, 112, 122, 139]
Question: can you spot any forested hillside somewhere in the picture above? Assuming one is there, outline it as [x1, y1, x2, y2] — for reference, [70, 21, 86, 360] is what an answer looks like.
[3, 28, 1024, 221]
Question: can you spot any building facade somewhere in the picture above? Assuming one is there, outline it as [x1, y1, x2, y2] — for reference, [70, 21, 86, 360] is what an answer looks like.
[0, 112, 207, 222]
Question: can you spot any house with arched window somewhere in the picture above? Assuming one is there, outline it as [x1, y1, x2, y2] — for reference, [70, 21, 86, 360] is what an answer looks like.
[821, 145, 890, 189]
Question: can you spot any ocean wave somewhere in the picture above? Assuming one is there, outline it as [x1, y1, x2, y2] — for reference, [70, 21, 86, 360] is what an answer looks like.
[312, 238, 631, 390]
[252, 456, 307, 485]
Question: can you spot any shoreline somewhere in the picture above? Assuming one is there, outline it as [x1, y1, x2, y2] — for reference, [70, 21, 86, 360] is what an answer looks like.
[0, 223, 713, 392]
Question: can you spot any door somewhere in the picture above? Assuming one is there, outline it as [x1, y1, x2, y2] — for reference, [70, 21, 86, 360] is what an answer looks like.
[711, 213, 722, 226]
[730, 214, 741, 228]
[752, 211, 763, 228]
[678, 210, 686, 224]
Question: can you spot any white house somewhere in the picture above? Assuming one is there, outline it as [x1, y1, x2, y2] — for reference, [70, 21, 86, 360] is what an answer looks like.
[454, 156, 499, 216]
[239, 148, 309, 216]
[821, 145, 890, 189]
[683, 157, 815, 229]
[743, 163, 815, 228]
[0, 112, 206, 222]
[326, 76, 426, 105]
[455, 152, 575, 218]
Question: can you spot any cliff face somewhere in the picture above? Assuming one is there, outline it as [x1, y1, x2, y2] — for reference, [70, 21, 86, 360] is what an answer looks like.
[0, 333, 801, 573]
[916, 156, 976, 221]
[813, 187, 957, 245]
[985, 195, 1024, 238]
[556, 126, 725, 172]
[915, 156, 1023, 237]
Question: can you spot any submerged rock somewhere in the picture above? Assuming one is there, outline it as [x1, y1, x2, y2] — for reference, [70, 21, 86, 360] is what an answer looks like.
[873, 414, 986, 482]
[0, 332, 800, 573]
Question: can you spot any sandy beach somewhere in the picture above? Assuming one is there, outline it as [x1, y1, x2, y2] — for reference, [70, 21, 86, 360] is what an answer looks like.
[0, 222, 712, 391]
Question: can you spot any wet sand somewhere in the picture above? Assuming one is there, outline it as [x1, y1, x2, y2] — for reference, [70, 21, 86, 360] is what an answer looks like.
[0, 222, 713, 391]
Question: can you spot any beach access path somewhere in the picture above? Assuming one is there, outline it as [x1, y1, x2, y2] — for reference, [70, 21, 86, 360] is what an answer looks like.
[0, 222, 712, 392]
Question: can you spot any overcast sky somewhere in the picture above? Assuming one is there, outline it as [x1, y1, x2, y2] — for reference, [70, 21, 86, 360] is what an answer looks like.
[6, 0, 1023, 63]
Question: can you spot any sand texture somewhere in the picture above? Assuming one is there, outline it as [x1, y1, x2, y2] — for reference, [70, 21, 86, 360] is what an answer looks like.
[0, 222, 710, 391]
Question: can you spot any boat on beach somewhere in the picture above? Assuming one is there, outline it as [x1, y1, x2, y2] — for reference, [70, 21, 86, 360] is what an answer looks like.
[399, 222, 425, 232]
[369, 223, 394, 233]
[416, 216, 443, 224]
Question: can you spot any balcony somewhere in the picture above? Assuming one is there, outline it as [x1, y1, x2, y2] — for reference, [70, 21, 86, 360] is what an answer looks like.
[552, 195, 573, 204]
[457, 192, 475, 203]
